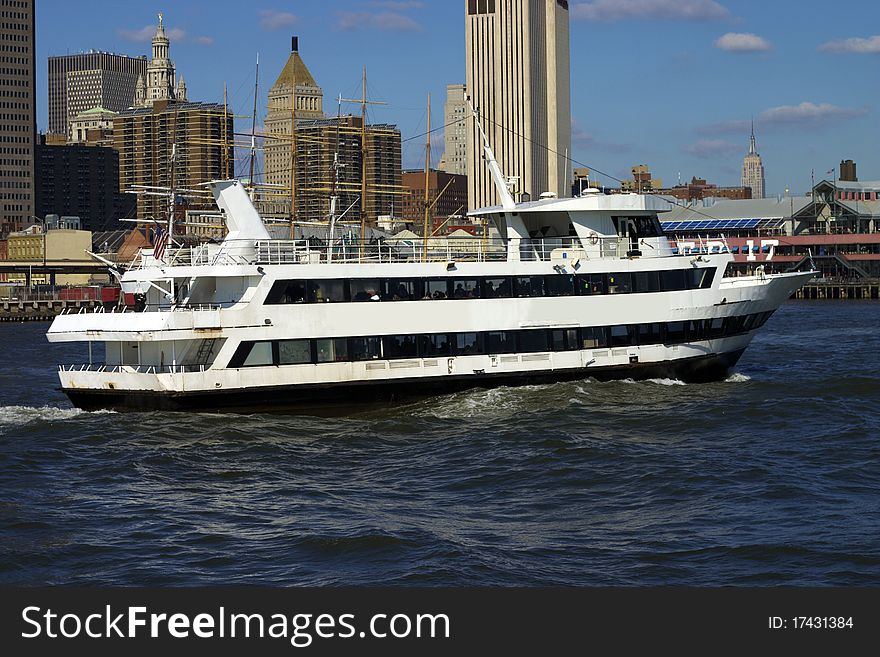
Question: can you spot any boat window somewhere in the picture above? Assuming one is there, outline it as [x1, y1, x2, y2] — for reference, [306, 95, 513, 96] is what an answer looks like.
[278, 340, 313, 365]
[384, 335, 419, 359]
[382, 279, 422, 301]
[550, 329, 578, 351]
[518, 330, 550, 353]
[265, 280, 307, 304]
[612, 216, 661, 238]
[349, 336, 382, 360]
[726, 316, 747, 336]
[421, 334, 453, 357]
[452, 279, 481, 299]
[308, 279, 346, 303]
[637, 323, 664, 345]
[350, 279, 382, 302]
[577, 274, 606, 296]
[456, 332, 481, 355]
[516, 276, 545, 298]
[243, 341, 274, 367]
[424, 278, 450, 300]
[609, 325, 634, 348]
[483, 278, 512, 298]
[580, 326, 608, 349]
[485, 331, 515, 353]
[689, 267, 716, 290]
[316, 338, 348, 363]
[689, 319, 710, 341]
[665, 321, 687, 343]
[632, 271, 660, 293]
[660, 269, 689, 292]
[607, 273, 633, 294]
[546, 275, 576, 297]
[708, 318, 726, 338]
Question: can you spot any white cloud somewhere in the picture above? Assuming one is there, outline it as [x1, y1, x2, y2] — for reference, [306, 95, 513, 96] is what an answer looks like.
[118, 24, 212, 46]
[699, 102, 868, 135]
[367, 1, 426, 8]
[819, 35, 880, 54]
[119, 25, 187, 43]
[257, 9, 299, 32]
[714, 32, 771, 53]
[759, 102, 867, 127]
[572, 0, 730, 22]
[336, 11, 421, 32]
[572, 120, 631, 153]
[683, 139, 741, 159]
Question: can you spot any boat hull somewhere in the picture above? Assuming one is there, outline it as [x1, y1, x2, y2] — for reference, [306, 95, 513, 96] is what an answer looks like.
[63, 348, 746, 414]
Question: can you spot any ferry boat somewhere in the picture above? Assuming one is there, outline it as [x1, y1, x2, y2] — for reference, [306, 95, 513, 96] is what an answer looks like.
[46, 135, 815, 412]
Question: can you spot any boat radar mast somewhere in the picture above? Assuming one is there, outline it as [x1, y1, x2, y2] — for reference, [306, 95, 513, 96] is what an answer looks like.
[469, 101, 516, 211]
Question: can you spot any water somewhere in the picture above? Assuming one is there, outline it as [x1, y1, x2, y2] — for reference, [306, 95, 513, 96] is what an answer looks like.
[1, 301, 878, 586]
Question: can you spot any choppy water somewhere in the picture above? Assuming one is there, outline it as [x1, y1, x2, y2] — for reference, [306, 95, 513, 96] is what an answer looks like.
[1, 301, 878, 586]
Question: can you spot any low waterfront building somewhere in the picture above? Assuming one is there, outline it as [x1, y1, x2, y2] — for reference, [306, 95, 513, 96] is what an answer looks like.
[659, 177, 752, 202]
[622, 165, 662, 193]
[400, 169, 468, 229]
[3, 224, 93, 285]
[660, 180, 880, 279]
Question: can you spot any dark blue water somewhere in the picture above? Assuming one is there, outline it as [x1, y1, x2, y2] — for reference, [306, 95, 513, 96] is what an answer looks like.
[1, 301, 878, 586]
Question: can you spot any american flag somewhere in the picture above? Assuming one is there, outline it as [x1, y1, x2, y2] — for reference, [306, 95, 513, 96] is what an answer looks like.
[153, 226, 169, 261]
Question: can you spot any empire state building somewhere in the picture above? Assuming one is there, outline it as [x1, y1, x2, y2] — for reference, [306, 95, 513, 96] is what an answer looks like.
[741, 122, 765, 199]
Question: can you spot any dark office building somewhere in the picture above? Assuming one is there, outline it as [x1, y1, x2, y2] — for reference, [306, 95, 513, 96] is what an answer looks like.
[35, 137, 136, 231]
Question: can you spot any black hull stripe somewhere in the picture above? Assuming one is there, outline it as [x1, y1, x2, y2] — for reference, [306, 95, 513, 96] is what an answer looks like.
[64, 349, 746, 415]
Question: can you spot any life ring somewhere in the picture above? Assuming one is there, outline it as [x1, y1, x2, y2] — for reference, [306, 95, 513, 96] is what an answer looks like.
[589, 232, 600, 246]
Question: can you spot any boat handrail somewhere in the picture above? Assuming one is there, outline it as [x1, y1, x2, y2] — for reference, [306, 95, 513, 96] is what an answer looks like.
[61, 363, 208, 374]
[126, 235, 665, 268]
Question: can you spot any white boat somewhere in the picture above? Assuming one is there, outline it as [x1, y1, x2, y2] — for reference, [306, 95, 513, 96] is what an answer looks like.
[46, 132, 814, 413]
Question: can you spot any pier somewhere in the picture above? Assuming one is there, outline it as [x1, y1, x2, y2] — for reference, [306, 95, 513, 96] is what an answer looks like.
[793, 282, 880, 301]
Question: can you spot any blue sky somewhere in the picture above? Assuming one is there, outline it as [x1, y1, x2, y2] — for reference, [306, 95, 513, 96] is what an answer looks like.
[35, 0, 880, 195]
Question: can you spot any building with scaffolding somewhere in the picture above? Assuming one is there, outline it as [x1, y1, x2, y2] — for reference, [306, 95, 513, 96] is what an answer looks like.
[113, 100, 234, 222]
[259, 115, 402, 227]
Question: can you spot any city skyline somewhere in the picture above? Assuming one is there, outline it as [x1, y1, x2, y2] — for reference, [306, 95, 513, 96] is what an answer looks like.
[34, 0, 880, 196]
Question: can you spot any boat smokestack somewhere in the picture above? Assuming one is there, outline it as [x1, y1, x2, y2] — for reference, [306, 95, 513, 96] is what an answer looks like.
[291, 36, 299, 53]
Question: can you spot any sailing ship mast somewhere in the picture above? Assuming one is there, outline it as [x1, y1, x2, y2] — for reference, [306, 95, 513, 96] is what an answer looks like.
[341, 68, 385, 250]
[422, 93, 431, 261]
[248, 54, 260, 191]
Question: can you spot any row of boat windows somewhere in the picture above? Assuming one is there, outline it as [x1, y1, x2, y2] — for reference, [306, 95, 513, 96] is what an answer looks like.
[265, 268, 717, 304]
[228, 311, 774, 368]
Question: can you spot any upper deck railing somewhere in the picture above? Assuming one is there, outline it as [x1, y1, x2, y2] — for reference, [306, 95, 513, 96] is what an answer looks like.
[131, 236, 638, 270]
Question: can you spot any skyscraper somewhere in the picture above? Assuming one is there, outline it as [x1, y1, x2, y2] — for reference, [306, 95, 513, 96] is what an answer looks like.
[0, 0, 35, 236]
[465, 0, 571, 209]
[264, 37, 324, 202]
[48, 52, 147, 137]
[741, 122, 765, 200]
[438, 84, 467, 176]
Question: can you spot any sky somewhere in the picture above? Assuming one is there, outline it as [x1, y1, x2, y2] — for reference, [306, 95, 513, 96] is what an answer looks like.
[34, 0, 880, 196]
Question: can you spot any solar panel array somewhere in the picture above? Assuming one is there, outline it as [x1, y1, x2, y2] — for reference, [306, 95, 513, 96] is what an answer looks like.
[661, 218, 761, 232]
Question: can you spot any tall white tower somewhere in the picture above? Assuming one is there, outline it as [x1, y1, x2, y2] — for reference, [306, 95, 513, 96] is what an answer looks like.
[465, 0, 572, 209]
[741, 121, 765, 199]
[140, 12, 177, 106]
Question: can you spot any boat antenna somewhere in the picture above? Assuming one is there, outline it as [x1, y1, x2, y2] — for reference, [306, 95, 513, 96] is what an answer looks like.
[469, 99, 516, 211]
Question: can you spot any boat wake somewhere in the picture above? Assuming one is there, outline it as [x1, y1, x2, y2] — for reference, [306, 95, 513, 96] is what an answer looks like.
[0, 405, 114, 426]
[725, 373, 752, 383]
